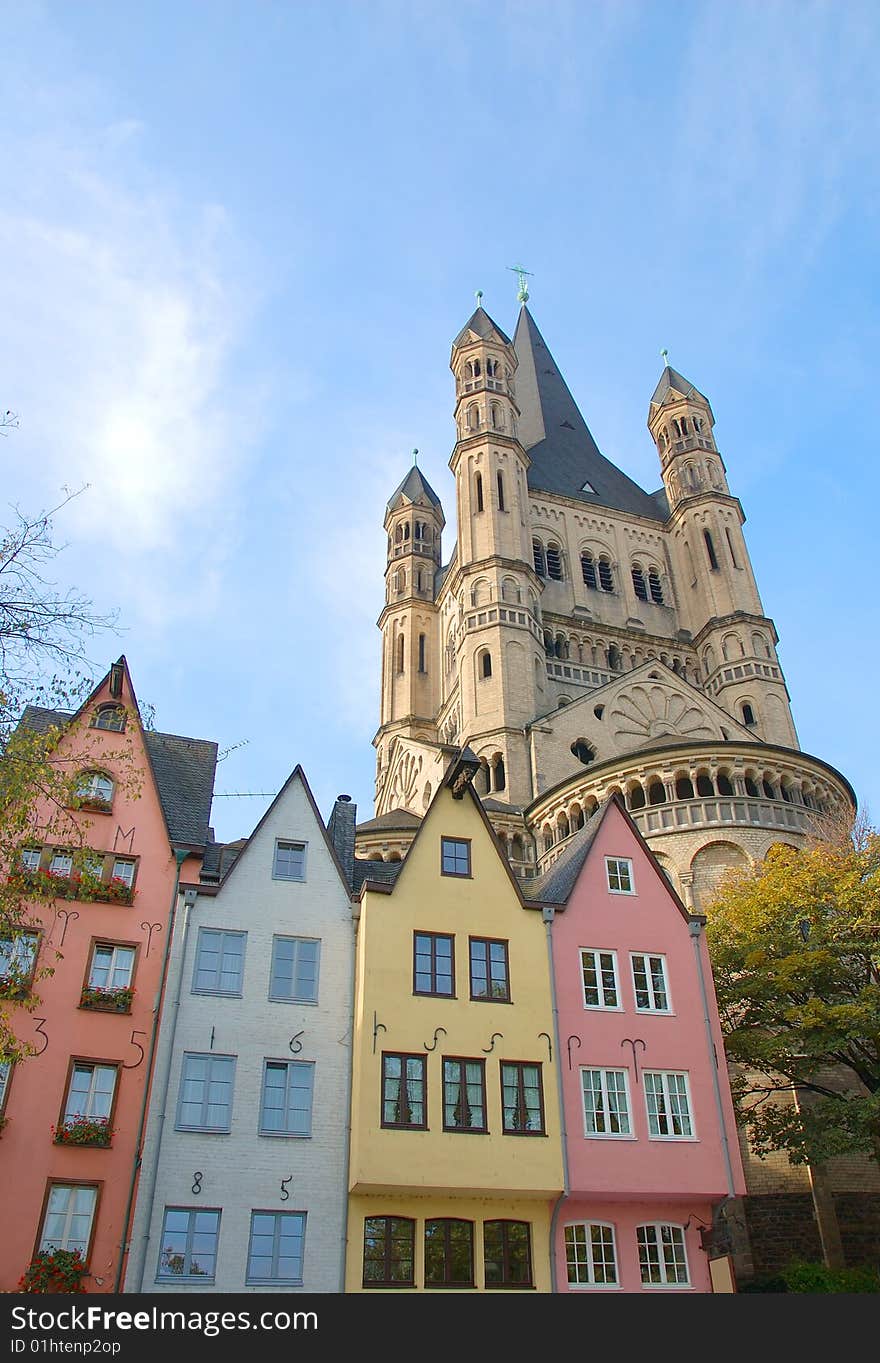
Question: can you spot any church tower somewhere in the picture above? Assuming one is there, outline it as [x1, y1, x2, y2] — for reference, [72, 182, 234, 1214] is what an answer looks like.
[446, 304, 544, 803]
[376, 464, 444, 762]
[648, 366, 798, 748]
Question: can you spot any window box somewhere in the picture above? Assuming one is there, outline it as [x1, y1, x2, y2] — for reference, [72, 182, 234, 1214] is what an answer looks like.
[74, 797, 113, 815]
[53, 1115, 113, 1148]
[8, 868, 135, 905]
[18, 1248, 89, 1294]
[79, 984, 134, 1014]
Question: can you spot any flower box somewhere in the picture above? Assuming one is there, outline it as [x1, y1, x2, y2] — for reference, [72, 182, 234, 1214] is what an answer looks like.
[8, 868, 135, 905]
[80, 985, 134, 1014]
[19, 1249, 88, 1294]
[53, 1115, 113, 1148]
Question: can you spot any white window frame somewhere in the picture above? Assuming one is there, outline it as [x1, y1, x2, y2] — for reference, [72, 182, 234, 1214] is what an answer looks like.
[76, 771, 114, 803]
[49, 851, 73, 877]
[191, 927, 247, 996]
[64, 1062, 118, 1122]
[88, 943, 135, 992]
[605, 856, 635, 894]
[246, 1210, 307, 1286]
[580, 1066, 633, 1139]
[579, 948, 621, 1010]
[564, 1221, 619, 1289]
[0, 931, 38, 981]
[630, 952, 672, 1013]
[39, 1184, 98, 1257]
[269, 936, 321, 1004]
[643, 1070, 695, 1140]
[175, 1053, 236, 1133]
[111, 858, 136, 887]
[0, 1060, 11, 1112]
[272, 840, 307, 882]
[637, 1222, 691, 1287]
[19, 847, 41, 871]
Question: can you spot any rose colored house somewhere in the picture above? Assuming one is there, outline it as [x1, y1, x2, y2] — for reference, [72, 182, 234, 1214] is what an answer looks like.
[530, 795, 745, 1293]
[0, 658, 217, 1292]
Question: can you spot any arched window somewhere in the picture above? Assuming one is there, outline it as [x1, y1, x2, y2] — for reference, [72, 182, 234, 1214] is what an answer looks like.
[632, 564, 648, 601]
[680, 417, 689, 436]
[717, 771, 734, 797]
[696, 772, 714, 798]
[598, 558, 614, 592]
[673, 419, 682, 439]
[475, 473, 484, 512]
[628, 783, 646, 810]
[693, 415, 703, 434]
[725, 527, 739, 568]
[418, 634, 427, 674]
[607, 644, 621, 671]
[480, 650, 492, 679]
[91, 704, 125, 733]
[75, 771, 114, 808]
[581, 552, 597, 590]
[546, 542, 563, 580]
[543, 827, 553, 855]
[762, 776, 776, 799]
[403, 523, 410, 541]
[675, 775, 695, 800]
[648, 780, 666, 806]
[467, 404, 479, 431]
[533, 540, 546, 577]
[648, 568, 664, 605]
[570, 739, 595, 766]
[741, 702, 756, 727]
[396, 634, 405, 673]
[704, 530, 719, 570]
[780, 780, 793, 803]
[493, 756, 505, 792]
[744, 774, 760, 797]
[497, 471, 505, 512]
[473, 359, 481, 378]
[491, 403, 502, 429]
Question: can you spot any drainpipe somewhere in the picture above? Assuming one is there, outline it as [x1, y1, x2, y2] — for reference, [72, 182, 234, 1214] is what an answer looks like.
[339, 902, 359, 1292]
[688, 918, 736, 1198]
[123, 866, 197, 1292]
[543, 906, 570, 1293]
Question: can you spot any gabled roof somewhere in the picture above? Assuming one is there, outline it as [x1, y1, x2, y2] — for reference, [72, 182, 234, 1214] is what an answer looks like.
[19, 683, 217, 851]
[356, 808, 421, 834]
[522, 793, 691, 922]
[452, 305, 511, 348]
[513, 307, 666, 522]
[650, 364, 706, 408]
[386, 465, 443, 515]
[352, 857, 404, 893]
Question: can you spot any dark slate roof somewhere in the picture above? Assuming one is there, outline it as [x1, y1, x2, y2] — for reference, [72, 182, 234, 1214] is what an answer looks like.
[201, 838, 248, 882]
[521, 800, 610, 905]
[352, 857, 405, 893]
[513, 307, 665, 522]
[356, 808, 421, 834]
[481, 798, 524, 815]
[386, 465, 443, 514]
[650, 365, 705, 407]
[18, 705, 217, 850]
[453, 305, 511, 348]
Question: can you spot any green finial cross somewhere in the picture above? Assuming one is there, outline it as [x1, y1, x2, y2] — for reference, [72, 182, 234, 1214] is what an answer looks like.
[412, 447, 419, 467]
[507, 263, 533, 303]
[660, 347, 669, 366]
[475, 289, 483, 306]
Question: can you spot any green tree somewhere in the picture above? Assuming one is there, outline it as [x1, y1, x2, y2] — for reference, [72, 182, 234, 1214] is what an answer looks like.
[707, 829, 880, 1167]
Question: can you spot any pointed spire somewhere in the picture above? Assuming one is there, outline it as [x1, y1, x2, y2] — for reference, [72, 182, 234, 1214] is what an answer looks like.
[386, 462, 443, 515]
[452, 303, 511, 349]
[513, 307, 665, 522]
[650, 363, 706, 408]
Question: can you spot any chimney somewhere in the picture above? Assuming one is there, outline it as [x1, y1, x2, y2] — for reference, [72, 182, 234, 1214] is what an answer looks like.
[328, 794, 357, 888]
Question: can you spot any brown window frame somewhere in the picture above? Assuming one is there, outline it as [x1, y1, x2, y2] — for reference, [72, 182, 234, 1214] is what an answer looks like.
[0, 926, 42, 999]
[424, 1218, 475, 1288]
[55, 1056, 122, 1145]
[380, 1052, 428, 1130]
[413, 931, 455, 998]
[90, 704, 126, 732]
[362, 1215, 415, 1288]
[483, 1218, 534, 1289]
[442, 1056, 488, 1134]
[80, 937, 140, 1012]
[468, 936, 511, 1003]
[440, 836, 471, 878]
[33, 1179, 103, 1266]
[0, 1056, 14, 1121]
[499, 1060, 546, 1136]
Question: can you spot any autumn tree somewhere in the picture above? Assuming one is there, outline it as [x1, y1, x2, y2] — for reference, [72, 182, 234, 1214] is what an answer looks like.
[707, 830, 880, 1168]
[0, 493, 121, 1063]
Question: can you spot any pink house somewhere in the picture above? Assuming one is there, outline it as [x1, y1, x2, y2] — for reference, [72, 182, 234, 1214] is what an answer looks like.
[0, 658, 216, 1292]
[533, 795, 745, 1292]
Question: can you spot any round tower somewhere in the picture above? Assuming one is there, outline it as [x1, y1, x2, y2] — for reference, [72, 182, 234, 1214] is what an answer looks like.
[647, 364, 797, 748]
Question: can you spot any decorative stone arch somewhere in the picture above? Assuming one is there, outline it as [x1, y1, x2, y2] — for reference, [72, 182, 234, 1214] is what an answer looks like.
[690, 840, 751, 911]
[721, 632, 743, 661]
[651, 851, 679, 893]
[626, 779, 646, 811]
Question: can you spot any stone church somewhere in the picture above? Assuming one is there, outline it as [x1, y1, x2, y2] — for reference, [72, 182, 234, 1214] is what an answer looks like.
[356, 298, 854, 908]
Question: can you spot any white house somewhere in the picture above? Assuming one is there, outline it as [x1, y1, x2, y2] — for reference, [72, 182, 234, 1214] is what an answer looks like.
[124, 769, 355, 1293]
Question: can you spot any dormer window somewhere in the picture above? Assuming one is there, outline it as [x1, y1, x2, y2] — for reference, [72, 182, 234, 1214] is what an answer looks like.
[91, 704, 125, 733]
[75, 771, 114, 811]
[581, 481, 596, 494]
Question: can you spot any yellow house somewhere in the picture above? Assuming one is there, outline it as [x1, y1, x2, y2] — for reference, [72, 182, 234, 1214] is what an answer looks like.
[346, 752, 564, 1292]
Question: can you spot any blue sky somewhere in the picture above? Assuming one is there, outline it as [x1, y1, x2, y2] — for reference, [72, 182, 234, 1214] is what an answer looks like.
[2, 0, 878, 840]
